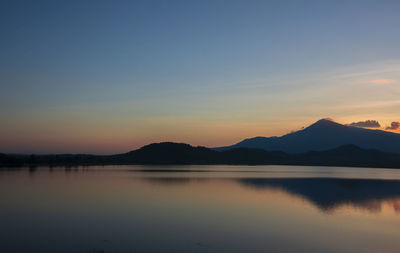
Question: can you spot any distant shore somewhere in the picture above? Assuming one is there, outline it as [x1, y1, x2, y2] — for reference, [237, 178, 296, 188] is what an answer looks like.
[1, 142, 400, 169]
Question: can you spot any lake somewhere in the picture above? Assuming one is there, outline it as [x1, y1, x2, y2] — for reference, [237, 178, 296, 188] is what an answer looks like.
[1, 165, 400, 253]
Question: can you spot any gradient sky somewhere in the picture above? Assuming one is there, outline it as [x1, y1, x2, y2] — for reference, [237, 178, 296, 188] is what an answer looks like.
[1, 0, 400, 154]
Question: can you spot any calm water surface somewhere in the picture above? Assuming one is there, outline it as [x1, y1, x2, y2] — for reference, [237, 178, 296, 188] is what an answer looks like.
[1, 165, 400, 253]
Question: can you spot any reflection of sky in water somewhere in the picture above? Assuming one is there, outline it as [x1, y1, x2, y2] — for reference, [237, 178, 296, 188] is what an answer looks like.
[125, 164, 400, 179]
[1, 166, 400, 253]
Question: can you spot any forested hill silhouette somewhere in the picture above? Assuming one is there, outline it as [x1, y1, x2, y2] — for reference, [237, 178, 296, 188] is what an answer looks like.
[216, 118, 400, 153]
[1, 142, 400, 168]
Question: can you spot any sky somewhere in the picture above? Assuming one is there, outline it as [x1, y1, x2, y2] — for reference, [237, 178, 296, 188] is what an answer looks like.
[1, 0, 400, 154]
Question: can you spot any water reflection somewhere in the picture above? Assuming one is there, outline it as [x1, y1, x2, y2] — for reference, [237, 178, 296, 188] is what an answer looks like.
[238, 178, 400, 213]
[144, 177, 400, 214]
[145, 177, 196, 185]
[2, 166, 400, 253]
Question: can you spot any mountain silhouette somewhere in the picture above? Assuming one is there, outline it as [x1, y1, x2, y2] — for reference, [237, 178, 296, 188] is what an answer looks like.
[2, 142, 400, 168]
[112, 142, 285, 165]
[116, 142, 219, 164]
[216, 118, 400, 153]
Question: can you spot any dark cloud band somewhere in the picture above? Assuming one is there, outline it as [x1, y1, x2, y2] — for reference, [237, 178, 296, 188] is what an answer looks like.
[348, 120, 381, 128]
[386, 122, 400, 131]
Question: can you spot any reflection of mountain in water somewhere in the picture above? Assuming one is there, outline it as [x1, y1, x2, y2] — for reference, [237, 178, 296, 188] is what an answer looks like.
[239, 178, 400, 213]
[141, 176, 400, 214]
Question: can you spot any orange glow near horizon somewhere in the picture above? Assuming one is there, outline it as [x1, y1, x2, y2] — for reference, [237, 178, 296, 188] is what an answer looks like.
[1, 116, 400, 154]
[369, 79, 397, 84]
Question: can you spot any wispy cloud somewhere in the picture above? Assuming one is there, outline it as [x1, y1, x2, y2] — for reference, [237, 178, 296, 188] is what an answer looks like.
[368, 79, 397, 84]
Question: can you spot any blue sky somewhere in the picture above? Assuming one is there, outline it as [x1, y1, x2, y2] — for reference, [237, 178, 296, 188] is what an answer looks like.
[1, 0, 400, 153]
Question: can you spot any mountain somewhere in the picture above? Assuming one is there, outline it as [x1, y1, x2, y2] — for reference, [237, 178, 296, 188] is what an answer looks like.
[1, 142, 400, 168]
[117, 143, 400, 167]
[291, 144, 400, 168]
[216, 119, 400, 153]
[116, 142, 219, 164]
[113, 142, 285, 165]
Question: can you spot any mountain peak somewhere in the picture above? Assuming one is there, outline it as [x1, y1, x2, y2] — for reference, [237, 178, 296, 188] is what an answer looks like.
[315, 118, 336, 124]
[307, 118, 342, 129]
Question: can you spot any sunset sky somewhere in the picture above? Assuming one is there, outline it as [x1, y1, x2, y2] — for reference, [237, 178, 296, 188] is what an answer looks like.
[1, 0, 400, 154]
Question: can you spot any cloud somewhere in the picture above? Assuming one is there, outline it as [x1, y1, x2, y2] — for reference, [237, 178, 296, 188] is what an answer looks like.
[368, 79, 396, 84]
[348, 120, 381, 128]
[386, 121, 400, 131]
